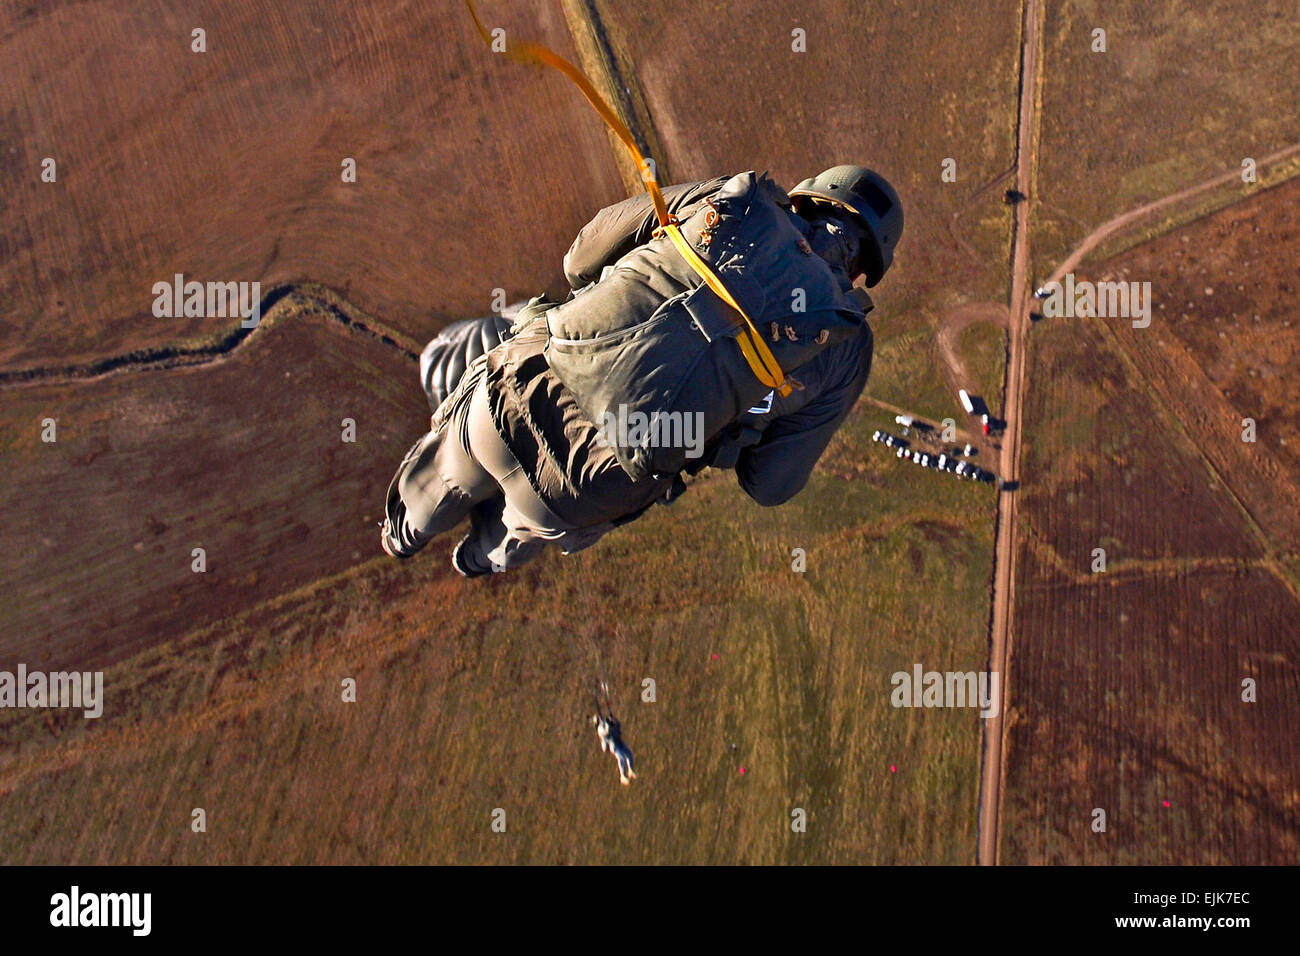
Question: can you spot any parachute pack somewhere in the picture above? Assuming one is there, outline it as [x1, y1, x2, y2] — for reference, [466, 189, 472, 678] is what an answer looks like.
[543, 171, 869, 481]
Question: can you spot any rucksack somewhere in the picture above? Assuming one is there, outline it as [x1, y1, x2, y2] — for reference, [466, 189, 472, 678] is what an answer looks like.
[543, 171, 868, 482]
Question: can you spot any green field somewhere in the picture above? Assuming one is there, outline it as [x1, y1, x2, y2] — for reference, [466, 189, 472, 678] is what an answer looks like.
[0, 392, 1001, 863]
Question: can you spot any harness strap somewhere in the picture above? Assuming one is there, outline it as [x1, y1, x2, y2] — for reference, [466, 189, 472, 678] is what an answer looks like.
[464, 1, 795, 397]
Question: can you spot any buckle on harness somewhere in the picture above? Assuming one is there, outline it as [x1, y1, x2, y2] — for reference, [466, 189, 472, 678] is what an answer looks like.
[650, 214, 680, 240]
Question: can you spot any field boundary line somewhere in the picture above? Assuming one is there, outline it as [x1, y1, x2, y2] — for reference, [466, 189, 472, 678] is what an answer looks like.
[1019, 523, 1271, 586]
[0, 283, 420, 390]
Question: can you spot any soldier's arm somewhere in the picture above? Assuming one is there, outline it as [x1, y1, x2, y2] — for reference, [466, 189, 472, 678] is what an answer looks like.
[563, 176, 731, 290]
[734, 326, 874, 507]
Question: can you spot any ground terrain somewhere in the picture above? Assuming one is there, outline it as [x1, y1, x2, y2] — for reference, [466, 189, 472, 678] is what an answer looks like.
[1002, 177, 1300, 864]
[1, 0, 1296, 864]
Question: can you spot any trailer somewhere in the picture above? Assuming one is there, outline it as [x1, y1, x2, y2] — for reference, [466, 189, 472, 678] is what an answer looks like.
[958, 389, 976, 415]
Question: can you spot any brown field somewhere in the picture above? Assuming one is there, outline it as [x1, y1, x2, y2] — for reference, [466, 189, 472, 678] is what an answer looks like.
[1018, 321, 1264, 564]
[1006, 548, 1300, 864]
[0, 0, 622, 371]
[1099, 177, 1300, 555]
[0, 289, 419, 670]
[1003, 176, 1300, 864]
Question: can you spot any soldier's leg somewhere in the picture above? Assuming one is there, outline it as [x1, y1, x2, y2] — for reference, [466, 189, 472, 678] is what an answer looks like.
[452, 373, 582, 573]
[381, 369, 501, 559]
[454, 495, 552, 573]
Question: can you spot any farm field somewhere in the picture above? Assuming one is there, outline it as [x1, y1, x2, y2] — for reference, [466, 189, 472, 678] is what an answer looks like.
[1031, 0, 1300, 277]
[0, 289, 419, 671]
[1002, 176, 1300, 864]
[1099, 178, 1300, 556]
[1, 0, 621, 372]
[0, 393, 1000, 864]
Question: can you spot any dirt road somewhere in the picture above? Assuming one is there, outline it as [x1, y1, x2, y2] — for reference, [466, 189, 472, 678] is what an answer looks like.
[935, 302, 1008, 402]
[1044, 142, 1300, 288]
[977, 0, 1043, 867]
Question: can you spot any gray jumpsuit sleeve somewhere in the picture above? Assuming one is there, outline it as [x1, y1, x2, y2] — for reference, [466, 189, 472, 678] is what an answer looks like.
[735, 325, 874, 507]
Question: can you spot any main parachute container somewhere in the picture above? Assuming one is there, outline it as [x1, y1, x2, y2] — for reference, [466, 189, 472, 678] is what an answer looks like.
[544, 171, 868, 481]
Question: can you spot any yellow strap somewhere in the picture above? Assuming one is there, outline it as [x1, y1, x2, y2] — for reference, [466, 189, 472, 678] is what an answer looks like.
[464, 0, 793, 397]
[659, 223, 790, 393]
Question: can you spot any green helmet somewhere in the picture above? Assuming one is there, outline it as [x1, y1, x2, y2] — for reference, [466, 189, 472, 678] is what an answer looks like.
[788, 165, 903, 287]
